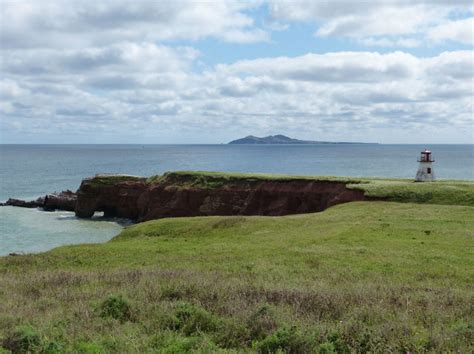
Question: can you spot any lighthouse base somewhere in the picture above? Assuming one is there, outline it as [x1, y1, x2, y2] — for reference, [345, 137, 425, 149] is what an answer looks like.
[415, 162, 435, 182]
[415, 174, 435, 182]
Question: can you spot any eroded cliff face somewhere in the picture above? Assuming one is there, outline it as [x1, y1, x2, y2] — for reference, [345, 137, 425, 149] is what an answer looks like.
[74, 173, 365, 221]
[75, 176, 148, 219]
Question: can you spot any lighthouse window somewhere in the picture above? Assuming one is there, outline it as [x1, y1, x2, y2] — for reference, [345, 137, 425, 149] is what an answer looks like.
[427, 168, 431, 174]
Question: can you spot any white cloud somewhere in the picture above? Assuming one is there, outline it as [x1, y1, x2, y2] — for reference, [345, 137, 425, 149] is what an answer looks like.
[314, 6, 439, 38]
[268, 0, 473, 47]
[1, 1, 472, 143]
[0, 0, 267, 49]
[425, 50, 474, 81]
[3, 43, 198, 76]
[0, 79, 29, 99]
[2, 46, 472, 142]
[358, 37, 421, 48]
[216, 52, 420, 82]
[427, 18, 474, 45]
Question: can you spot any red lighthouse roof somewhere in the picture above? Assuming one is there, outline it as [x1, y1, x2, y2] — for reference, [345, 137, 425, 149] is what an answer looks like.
[418, 149, 434, 162]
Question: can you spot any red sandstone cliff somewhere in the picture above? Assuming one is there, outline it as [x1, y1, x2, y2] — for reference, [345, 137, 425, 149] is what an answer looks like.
[74, 173, 365, 221]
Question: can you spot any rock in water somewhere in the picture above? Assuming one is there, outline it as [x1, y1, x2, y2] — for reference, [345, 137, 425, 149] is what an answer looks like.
[43, 190, 77, 211]
[0, 198, 43, 208]
[1, 190, 77, 211]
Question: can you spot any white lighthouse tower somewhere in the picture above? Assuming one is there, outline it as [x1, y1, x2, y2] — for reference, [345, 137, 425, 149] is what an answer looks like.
[415, 149, 435, 182]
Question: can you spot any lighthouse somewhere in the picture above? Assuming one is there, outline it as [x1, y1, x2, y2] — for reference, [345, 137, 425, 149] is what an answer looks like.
[415, 149, 435, 182]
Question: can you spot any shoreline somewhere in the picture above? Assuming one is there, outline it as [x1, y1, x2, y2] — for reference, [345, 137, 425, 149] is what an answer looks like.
[0, 207, 125, 257]
[2, 171, 473, 256]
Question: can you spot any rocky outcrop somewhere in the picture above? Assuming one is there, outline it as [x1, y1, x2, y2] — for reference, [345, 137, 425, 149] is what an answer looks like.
[43, 190, 77, 211]
[0, 198, 44, 208]
[75, 176, 147, 218]
[1, 190, 77, 211]
[74, 173, 366, 221]
[3, 172, 367, 221]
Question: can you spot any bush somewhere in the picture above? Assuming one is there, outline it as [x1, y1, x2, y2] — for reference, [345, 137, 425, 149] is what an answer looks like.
[171, 302, 219, 336]
[42, 340, 64, 354]
[160, 286, 184, 301]
[257, 327, 313, 353]
[318, 342, 337, 354]
[99, 295, 133, 322]
[247, 305, 278, 341]
[1, 325, 42, 353]
[213, 319, 250, 348]
[162, 335, 218, 353]
[74, 341, 104, 353]
[326, 332, 350, 354]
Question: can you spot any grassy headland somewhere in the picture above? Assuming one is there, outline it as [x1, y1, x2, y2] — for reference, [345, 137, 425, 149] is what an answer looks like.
[0, 173, 473, 352]
[150, 171, 474, 207]
[87, 170, 474, 207]
[85, 174, 146, 188]
[350, 179, 474, 206]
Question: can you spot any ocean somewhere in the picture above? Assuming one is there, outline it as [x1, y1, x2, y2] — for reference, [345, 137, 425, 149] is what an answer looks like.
[1, 144, 473, 255]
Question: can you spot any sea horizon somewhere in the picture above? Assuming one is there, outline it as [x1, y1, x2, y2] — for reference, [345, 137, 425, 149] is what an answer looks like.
[1, 143, 473, 145]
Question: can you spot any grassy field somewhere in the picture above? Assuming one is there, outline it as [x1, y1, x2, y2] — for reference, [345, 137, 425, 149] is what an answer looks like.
[1, 200, 473, 352]
[350, 179, 474, 206]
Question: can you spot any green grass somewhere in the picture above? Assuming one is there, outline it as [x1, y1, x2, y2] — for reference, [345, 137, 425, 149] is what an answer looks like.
[1, 201, 473, 352]
[87, 174, 145, 188]
[350, 179, 474, 206]
[146, 170, 361, 190]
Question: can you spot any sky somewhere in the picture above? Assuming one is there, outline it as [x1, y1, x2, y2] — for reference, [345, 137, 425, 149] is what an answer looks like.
[0, 0, 473, 144]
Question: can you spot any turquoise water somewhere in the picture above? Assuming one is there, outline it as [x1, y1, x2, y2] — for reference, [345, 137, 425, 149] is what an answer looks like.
[0, 144, 473, 255]
[0, 207, 122, 255]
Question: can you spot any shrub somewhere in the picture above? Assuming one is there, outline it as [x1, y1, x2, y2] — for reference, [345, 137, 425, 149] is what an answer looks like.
[326, 332, 350, 354]
[42, 340, 64, 354]
[172, 302, 219, 336]
[74, 341, 104, 353]
[1, 325, 42, 353]
[257, 327, 313, 353]
[160, 286, 184, 301]
[318, 342, 336, 353]
[247, 304, 278, 341]
[98, 295, 133, 322]
[213, 319, 250, 348]
[450, 320, 473, 345]
[162, 335, 218, 353]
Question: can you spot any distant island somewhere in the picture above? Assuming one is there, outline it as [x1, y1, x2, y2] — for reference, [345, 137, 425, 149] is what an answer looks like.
[228, 134, 375, 145]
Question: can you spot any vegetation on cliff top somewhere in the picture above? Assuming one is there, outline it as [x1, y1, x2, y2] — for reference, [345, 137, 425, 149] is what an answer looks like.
[147, 171, 360, 190]
[147, 171, 474, 206]
[1, 201, 473, 352]
[349, 179, 474, 206]
[87, 174, 146, 188]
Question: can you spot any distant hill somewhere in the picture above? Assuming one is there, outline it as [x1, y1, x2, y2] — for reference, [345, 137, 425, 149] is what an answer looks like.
[228, 135, 374, 145]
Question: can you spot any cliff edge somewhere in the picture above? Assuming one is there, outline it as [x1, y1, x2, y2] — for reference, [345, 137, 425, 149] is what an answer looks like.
[4, 172, 472, 221]
[74, 172, 366, 220]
